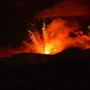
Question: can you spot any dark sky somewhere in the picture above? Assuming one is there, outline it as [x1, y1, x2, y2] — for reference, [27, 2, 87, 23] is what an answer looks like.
[0, 0, 89, 47]
[0, 0, 61, 47]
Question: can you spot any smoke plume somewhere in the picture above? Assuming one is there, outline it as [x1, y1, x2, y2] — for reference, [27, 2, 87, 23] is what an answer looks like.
[36, 0, 89, 18]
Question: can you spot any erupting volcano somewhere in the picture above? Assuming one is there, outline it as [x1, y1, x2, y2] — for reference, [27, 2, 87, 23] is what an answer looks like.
[0, 0, 89, 58]
[25, 18, 71, 55]
[23, 18, 90, 55]
[0, 17, 90, 57]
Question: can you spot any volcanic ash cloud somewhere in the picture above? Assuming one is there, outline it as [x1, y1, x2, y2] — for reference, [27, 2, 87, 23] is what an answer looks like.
[36, 0, 89, 18]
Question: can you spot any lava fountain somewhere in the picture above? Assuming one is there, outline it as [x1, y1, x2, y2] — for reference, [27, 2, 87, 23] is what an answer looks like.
[0, 17, 90, 57]
[25, 18, 70, 55]
[24, 18, 90, 55]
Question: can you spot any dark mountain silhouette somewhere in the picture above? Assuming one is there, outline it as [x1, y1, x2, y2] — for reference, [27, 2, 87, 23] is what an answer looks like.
[0, 48, 89, 89]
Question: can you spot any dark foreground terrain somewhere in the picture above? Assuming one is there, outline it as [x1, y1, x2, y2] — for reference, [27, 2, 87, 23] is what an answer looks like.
[0, 48, 89, 89]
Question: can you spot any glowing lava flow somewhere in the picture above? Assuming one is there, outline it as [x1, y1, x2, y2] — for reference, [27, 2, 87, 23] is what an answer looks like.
[26, 21, 63, 55]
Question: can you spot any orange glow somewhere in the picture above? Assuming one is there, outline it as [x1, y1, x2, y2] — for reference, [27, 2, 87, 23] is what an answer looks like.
[23, 18, 90, 55]
[36, 0, 89, 18]
[0, 18, 90, 57]
[25, 19, 68, 55]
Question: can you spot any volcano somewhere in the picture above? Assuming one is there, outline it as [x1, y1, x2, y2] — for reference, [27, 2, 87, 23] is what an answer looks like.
[0, 0, 90, 89]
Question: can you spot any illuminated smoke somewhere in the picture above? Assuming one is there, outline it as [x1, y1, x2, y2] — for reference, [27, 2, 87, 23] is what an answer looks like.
[23, 18, 90, 55]
[36, 0, 89, 18]
[0, 18, 90, 57]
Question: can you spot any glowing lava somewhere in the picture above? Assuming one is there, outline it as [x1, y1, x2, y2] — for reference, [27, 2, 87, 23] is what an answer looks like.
[0, 18, 90, 57]
[42, 22, 59, 55]
[26, 19, 66, 55]
[25, 18, 90, 55]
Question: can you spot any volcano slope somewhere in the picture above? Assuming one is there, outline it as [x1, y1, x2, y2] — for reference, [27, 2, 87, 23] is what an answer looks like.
[0, 48, 89, 89]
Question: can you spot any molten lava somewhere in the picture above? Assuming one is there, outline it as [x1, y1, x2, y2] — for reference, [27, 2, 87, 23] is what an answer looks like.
[0, 18, 90, 57]
[26, 19, 68, 55]
[24, 18, 90, 55]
